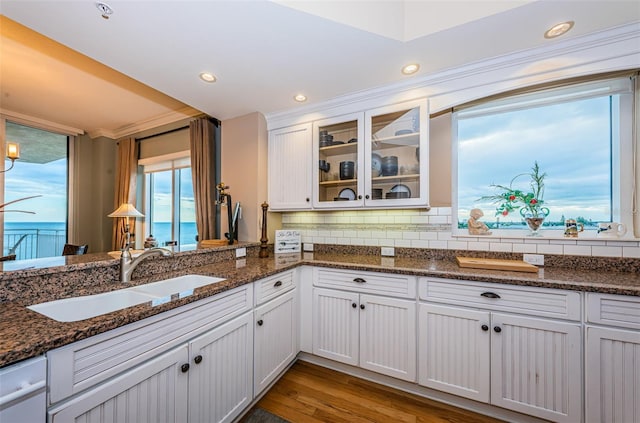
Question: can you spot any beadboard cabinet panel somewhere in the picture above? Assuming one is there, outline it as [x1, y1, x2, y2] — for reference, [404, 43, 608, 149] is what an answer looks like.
[491, 313, 582, 423]
[188, 312, 254, 423]
[312, 288, 360, 366]
[586, 326, 640, 423]
[49, 345, 189, 423]
[268, 123, 312, 210]
[254, 290, 298, 395]
[360, 294, 416, 382]
[418, 303, 490, 402]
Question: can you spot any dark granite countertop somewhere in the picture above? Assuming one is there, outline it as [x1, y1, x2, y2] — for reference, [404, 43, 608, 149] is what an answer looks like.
[2, 250, 639, 368]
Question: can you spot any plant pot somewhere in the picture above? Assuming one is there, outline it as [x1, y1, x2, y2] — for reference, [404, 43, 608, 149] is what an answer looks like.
[525, 217, 545, 236]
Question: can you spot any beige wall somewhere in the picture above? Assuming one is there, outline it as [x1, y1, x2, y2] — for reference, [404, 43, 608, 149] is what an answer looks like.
[429, 113, 452, 207]
[73, 134, 117, 253]
[221, 112, 279, 243]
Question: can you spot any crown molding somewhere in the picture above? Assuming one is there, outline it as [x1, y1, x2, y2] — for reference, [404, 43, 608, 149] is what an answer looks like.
[0, 109, 84, 136]
[86, 106, 201, 140]
[265, 22, 640, 130]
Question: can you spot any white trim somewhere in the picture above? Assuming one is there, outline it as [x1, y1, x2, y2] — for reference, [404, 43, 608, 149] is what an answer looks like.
[0, 109, 84, 136]
[87, 107, 200, 140]
[265, 22, 640, 130]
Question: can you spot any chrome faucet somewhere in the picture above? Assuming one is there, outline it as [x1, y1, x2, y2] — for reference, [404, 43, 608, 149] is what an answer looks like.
[120, 246, 173, 283]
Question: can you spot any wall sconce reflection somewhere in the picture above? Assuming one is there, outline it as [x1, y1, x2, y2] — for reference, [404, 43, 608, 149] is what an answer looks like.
[2, 142, 20, 173]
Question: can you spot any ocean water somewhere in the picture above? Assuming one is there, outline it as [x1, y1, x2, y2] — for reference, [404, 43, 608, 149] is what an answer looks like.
[3, 221, 198, 259]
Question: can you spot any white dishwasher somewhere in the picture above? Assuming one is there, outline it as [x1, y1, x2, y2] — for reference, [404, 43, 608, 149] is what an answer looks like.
[0, 355, 46, 423]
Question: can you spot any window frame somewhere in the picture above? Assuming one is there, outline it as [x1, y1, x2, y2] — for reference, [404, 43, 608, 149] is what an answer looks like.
[451, 76, 637, 240]
[139, 151, 195, 250]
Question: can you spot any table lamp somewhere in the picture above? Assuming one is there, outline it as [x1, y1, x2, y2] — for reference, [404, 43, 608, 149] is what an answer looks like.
[108, 203, 144, 251]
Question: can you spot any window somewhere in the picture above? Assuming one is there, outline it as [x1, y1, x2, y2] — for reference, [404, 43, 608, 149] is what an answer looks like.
[453, 76, 635, 238]
[141, 153, 196, 250]
[2, 121, 69, 259]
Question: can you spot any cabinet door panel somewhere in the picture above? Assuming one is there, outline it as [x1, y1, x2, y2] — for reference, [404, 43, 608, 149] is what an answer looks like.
[254, 290, 298, 395]
[418, 303, 490, 402]
[360, 295, 416, 381]
[312, 288, 359, 365]
[188, 312, 253, 423]
[491, 313, 581, 423]
[268, 123, 312, 210]
[586, 326, 640, 423]
[49, 346, 189, 423]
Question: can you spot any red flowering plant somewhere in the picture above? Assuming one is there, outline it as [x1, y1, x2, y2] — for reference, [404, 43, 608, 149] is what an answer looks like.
[479, 162, 550, 219]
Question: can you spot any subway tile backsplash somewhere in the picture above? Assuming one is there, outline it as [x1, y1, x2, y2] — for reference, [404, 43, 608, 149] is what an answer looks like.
[281, 208, 640, 258]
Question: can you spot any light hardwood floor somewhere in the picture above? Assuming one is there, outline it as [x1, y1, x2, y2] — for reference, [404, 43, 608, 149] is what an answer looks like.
[248, 361, 505, 423]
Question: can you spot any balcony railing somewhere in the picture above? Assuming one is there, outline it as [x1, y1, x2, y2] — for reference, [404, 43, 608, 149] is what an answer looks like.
[4, 228, 66, 260]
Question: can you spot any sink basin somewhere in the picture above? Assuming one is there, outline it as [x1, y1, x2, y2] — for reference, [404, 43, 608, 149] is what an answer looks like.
[27, 290, 155, 322]
[130, 274, 226, 298]
[28, 274, 226, 322]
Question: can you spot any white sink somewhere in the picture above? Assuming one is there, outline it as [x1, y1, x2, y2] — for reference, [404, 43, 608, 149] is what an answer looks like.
[27, 274, 226, 322]
[27, 290, 156, 322]
[130, 274, 226, 298]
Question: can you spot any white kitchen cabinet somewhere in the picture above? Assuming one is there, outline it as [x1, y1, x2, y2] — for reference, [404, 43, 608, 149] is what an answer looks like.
[49, 345, 190, 423]
[313, 112, 365, 208]
[418, 303, 490, 402]
[418, 278, 582, 423]
[188, 312, 254, 423]
[490, 313, 581, 422]
[364, 98, 429, 207]
[585, 293, 640, 423]
[312, 287, 417, 382]
[268, 123, 313, 210]
[254, 289, 298, 395]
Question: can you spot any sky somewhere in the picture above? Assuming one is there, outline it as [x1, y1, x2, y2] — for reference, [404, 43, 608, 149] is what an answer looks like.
[457, 94, 613, 227]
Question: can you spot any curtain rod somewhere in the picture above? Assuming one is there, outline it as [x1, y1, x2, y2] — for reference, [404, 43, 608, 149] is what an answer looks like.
[135, 116, 220, 142]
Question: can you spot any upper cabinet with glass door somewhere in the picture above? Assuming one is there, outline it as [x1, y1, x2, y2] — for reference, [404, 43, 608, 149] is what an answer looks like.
[364, 99, 429, 207]
[312, 112, 365, 208]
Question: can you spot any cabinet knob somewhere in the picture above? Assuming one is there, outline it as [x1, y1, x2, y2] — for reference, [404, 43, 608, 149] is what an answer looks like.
[194, 355, 203, 364]
[358, 195, 363, 200]
[181, 363, 190, 373]
[274, 280, 283, 287]
[481, 292, 501, 299]
[353, 278, 366, 283]
[257, 319, 264, 326]
[494, 326, 502, 333]
[352, 302, 357, 308]
[306, 198, 310, 202]
[360, 304, 365, 310]
[481, 324, 489, 331]
[365, 195, 370, 199]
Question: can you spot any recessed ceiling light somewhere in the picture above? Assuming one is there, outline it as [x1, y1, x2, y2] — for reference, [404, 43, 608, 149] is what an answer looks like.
[401, 63, 420, 75]
[199, 72, 217, 83]
[294, 94, 307, 102]
[96, 2, 113, 19]
[544, 21, 574, 39]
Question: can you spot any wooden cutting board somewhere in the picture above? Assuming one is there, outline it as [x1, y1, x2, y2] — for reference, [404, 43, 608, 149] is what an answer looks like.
[456, 256, 539, 273]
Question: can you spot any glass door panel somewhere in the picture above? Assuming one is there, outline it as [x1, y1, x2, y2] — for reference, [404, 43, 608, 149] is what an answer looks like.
[365, 99, 428, 206]
[313, 113, 364, 208]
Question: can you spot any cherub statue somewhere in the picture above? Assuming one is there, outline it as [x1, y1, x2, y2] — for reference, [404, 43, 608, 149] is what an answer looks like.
[468, 208, 492, 235]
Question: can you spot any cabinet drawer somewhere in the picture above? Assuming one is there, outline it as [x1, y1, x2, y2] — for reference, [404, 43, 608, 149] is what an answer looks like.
[419, 278, 581, 321]
[314, 268, 416, 299]
[254, 270, 295, 305]
[48, 284, 252, 405]
[586, 293, 640, 330]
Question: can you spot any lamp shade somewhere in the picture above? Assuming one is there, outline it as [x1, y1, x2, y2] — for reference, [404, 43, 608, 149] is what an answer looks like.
[108, 203, 144, 218]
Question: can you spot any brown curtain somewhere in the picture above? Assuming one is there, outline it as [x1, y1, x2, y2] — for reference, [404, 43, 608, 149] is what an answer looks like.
[112, 137, 138, 250]
[190, 117, 217, 241]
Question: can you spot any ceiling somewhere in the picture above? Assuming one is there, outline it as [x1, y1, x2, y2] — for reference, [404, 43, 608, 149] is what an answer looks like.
[0, 1, 639, 138]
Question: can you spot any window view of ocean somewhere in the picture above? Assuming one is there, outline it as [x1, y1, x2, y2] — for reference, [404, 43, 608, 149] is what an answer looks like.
[3, 222, 198, 260]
